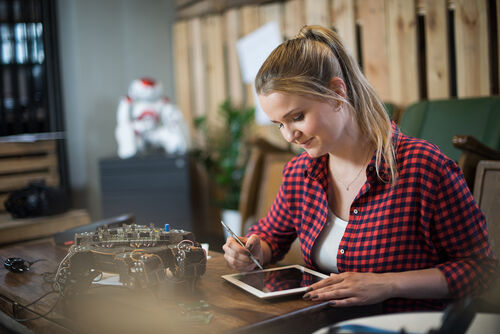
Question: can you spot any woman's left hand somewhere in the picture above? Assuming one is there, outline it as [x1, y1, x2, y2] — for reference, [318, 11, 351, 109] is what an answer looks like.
[303, 272, 394, 306]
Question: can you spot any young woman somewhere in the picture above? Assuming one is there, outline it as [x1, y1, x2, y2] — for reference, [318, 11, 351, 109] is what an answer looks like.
[222, 25, 497, 312]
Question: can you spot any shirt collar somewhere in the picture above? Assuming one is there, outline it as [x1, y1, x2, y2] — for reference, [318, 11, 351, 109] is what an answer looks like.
[305, 154, 328, 181]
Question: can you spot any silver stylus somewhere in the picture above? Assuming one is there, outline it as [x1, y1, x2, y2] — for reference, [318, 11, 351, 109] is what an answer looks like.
[221, 220, 264, 270]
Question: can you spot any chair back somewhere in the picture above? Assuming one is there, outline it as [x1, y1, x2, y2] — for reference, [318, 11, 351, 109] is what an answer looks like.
[383, 102, 398, 122]
[474, 160, 500, 259]
[399, 97, 500, 162]
[472, 160, 500, 312]
[239, 138, 295, 233]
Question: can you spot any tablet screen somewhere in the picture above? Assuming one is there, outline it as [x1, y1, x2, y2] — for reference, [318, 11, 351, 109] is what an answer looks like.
[233, 267, 323, 293]
[222, 265, 328, 299]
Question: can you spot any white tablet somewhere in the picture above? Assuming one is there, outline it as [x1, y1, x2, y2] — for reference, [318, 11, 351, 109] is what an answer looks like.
[222, 265, 328, 299]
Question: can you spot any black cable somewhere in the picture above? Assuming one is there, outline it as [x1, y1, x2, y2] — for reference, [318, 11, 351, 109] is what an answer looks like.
[20, 258, 48, 272]
[0, 259, 76, 332]
[0, 290, 76, 332]
[27, 259, 47, 266]
[5, 269, 65, 325]
[14, 288, 62, 323]
[22, 290, 56, 309]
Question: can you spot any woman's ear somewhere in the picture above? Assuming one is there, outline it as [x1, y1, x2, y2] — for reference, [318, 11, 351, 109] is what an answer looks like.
[329, 77, 347, 99]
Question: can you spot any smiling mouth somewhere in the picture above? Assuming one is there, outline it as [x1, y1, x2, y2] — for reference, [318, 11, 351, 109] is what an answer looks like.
[299, 138, 313, 147]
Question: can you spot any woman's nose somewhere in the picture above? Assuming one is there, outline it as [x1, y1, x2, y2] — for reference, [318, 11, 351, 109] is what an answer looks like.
[282, 127, 300, 143]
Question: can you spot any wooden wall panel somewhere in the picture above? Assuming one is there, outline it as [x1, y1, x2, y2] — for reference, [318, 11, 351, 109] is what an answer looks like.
[304, 0, 330, 27]
[188, 17, 207, 119]
[241, 5, 260, 107]
[357, 0, 390, 101]
[424, 0, 450, 100]
[331, 0, 357, 61]
[454, 0, 490, 97]
[259, 2, 284, 35]
[173, 21, 194, 136]
[284, 0, 305, 39]
[175, 0, 499, 130]
[204, 15, 227, 130]
[386, 0, 419, 107]
[225, 9, 244, 107]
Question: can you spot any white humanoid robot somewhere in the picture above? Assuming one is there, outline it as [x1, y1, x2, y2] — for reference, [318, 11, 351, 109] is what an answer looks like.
[115, 78, 189, 159]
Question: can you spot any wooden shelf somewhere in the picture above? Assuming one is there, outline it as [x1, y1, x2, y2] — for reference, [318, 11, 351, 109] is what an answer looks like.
[0, 209, 90, 245]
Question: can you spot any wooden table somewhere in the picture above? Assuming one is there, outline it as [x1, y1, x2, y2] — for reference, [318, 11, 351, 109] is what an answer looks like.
[0, 239, 380, 334]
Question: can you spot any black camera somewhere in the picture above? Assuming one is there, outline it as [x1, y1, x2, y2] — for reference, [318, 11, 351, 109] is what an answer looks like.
[4, 181, 68, 218]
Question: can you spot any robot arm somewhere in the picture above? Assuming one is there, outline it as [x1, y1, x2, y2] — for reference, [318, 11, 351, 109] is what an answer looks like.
[115, 97, 137, 159]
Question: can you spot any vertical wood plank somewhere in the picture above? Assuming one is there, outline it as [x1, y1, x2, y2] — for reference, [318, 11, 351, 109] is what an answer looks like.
[204, 15, 227, 130]
[416, 0, 425, 13]
[331, 0, 358, 61]
[454, 0, 490, 97]
[188, 17, 207, 119]
[386, 0, 419, 107]
[258, 3, 290, 149]
[284, 0, 305, 39]
[225, 9, 244, 107]
[260, 2, 284, 35]
[304, 0, 330, 27]
[173, 21, 194, 137]
[357, 0, 391, 101]
[425, 0, 450, 99]
[241, 5, 260, 107]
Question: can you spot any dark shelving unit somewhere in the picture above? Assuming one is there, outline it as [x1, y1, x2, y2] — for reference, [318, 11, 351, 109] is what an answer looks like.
[0, 0, 67, 189]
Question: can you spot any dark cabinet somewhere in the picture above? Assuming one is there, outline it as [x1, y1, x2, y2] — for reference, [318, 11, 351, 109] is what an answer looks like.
[99, 154, 193, 231]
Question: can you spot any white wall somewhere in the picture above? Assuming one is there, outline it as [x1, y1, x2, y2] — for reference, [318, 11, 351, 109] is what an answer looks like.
[57, 0, 176, 219]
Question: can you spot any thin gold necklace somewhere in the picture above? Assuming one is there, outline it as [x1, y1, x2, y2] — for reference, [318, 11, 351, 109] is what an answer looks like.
[330, 153, 371, 191]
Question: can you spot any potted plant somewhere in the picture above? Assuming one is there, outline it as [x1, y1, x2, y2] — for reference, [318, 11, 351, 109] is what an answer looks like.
[193, 99, 255, 236]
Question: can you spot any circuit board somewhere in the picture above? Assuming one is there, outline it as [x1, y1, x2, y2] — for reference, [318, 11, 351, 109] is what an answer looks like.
[56, 223, 206, 294]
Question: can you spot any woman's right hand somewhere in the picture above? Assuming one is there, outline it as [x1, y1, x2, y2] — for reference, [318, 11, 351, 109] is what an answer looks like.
[222, 234, 264, 271]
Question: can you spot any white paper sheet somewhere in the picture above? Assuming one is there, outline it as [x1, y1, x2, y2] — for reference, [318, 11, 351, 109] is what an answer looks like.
[237, 22, 283, 125]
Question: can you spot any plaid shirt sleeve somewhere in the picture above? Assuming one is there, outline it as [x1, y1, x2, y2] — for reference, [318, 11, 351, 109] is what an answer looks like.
[432, 157, 497, 298]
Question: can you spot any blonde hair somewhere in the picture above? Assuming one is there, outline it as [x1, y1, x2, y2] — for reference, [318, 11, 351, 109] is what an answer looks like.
[255, 25, 396, 183]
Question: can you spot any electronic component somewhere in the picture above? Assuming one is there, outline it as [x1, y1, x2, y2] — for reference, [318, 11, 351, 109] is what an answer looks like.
[55, 223, 206, 295]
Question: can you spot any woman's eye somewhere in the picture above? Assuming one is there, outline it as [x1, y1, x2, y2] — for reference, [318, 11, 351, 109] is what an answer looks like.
[293, 113, 304, 121]
[278, 123, 284, 129]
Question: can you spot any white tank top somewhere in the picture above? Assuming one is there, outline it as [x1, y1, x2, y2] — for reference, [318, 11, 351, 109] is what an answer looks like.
[313, 208, 348, 273]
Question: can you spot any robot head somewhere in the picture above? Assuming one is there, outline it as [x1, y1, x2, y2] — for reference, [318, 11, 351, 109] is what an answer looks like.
[128, 78, 163, 101]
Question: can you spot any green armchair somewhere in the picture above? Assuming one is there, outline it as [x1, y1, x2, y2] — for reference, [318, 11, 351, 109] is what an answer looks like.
[398, 96, 500, 190]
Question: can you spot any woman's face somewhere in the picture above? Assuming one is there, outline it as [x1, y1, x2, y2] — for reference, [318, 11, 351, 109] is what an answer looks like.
[258, 91, 348, 158]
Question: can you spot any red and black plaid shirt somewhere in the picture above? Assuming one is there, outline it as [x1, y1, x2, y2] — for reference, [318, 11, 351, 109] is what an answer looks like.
[248, 124, 497, 313]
